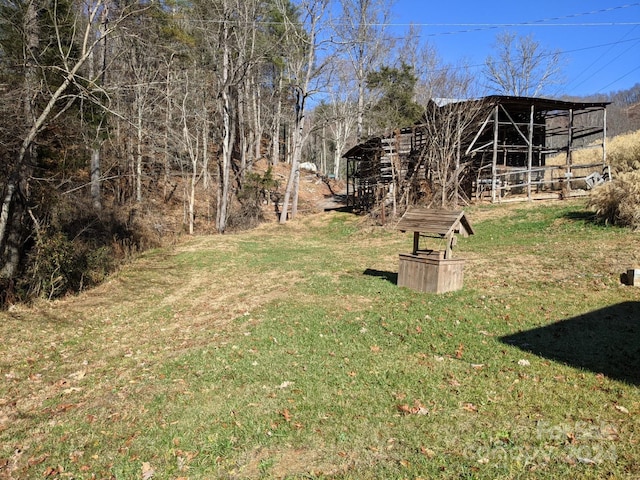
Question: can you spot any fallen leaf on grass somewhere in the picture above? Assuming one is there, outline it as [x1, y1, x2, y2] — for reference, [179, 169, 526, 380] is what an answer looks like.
[577, 456, 598, 465]
[420, 446, 435, 458]
[43, 465, 63, 477]
[614, 404, 629, 414]
[55, 403, 75, 413]
[600, 424, 619, 440]
[281, 408, 292, 422]
[462, 402, 478, 413]
[142, 461, 155, 480]
[455, 344, 464, 359]
[397, 400, 429, 416]
[27, 455, 48, 466]
[448, 377, 461, 387]
[62, 387, 82, 395]
[69, 370, 86, 380]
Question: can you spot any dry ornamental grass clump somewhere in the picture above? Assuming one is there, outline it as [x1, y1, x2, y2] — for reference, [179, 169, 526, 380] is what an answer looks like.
[607, 129, 640, 173]
[588, 170, 640, 229]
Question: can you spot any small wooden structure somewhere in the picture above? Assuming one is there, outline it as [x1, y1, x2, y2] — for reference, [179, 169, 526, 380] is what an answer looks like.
[396, 208, 474, 293]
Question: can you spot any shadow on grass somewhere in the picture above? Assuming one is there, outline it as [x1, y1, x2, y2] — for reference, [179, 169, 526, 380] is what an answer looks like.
[363, 268, 398, 285]
[562, 210, 599, 224]
[500, 301, 640, 385]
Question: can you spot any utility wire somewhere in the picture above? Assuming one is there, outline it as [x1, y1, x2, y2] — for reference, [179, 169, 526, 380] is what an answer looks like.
[569, 33, 640, 93]
[184, 3, 640, 30]
[362, 3, 640, 37]
[596, 63, 640, 92]
[425, 36, 640, 75]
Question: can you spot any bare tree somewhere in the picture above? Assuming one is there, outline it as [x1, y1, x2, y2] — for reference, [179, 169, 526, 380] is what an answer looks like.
[333, 0, 394, 142]
[322, 60, 358, 179]
[178, 72, 206, 235]
[484, 32, 562, 97]
[417, 98, 487, 208]
[0, 0, 144, 281]
[277, 0, 332, 224]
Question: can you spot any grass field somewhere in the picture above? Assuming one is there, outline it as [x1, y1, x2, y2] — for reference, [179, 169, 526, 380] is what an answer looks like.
[1, 200, 639, 479]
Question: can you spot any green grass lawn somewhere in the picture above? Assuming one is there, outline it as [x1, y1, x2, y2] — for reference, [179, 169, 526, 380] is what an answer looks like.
[1, 200, 639, 479]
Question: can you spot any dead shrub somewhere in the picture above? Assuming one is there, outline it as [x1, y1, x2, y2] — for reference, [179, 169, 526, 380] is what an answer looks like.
[587, 170, 640, 229]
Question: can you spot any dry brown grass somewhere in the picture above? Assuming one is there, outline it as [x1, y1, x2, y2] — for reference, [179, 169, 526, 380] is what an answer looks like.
[588, 170, 640, 229]
[606, 129, 640, 173]
[547, 129, 640, 174]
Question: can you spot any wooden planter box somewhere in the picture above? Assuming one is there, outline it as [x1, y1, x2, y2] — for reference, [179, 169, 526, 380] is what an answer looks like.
[398, 252, 465, 293]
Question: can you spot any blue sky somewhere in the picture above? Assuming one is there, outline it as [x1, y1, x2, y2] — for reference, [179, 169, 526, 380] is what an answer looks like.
[390, 1, 640, 97]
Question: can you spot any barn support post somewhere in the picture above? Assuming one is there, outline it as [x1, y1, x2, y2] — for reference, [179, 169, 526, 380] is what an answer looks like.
[602, 107, 607, 167]
[346, 157, 351, 207]
[491, 104, 499, 203]
[454, 111, 462, 207]
[527, 103, 534, 201]
[565, 108, 574, 196]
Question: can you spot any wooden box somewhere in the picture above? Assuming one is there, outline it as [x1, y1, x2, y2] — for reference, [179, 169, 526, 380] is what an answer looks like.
[398, 252, 465, 293]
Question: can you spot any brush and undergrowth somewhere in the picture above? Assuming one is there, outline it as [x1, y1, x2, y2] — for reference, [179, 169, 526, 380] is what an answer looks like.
[1, 200, 639, 479]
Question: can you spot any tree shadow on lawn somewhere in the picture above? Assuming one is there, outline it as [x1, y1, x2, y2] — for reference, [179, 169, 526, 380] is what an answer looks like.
[363, 268, 398, 285]
[500, 301, 640, 385]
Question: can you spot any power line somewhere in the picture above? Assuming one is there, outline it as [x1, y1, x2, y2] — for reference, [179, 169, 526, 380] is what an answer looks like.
[386, 3, 640, 37]
[567, 29, 640, 93]
[428, 36, 640, 74]
[183, 3, 640, 29]
[596, 63, 640, 92]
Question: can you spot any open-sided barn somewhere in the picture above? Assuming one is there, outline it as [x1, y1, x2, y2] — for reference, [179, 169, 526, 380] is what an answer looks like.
[344, 95, 610, 211]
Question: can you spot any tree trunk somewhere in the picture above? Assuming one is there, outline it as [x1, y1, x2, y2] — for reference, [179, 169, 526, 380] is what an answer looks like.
[0, 183, 17, 276]
[271, 75, 283, 165]
[279, 89, 305, 224]
[91, 146, 102, 210]
[135, 87, 143, 203]
[1, 0, 38, 279]
[217, 23, 232, 233]
[0, 195, 23, 280]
